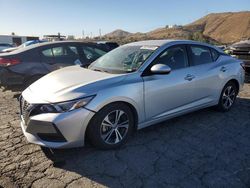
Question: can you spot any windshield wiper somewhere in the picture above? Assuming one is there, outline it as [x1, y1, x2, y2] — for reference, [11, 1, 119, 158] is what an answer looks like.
[92, 68, 109, 73]
[93, 68, 102, 72]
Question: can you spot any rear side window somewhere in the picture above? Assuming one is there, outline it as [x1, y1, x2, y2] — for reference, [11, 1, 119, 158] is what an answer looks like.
[52, 47, 64, 57]
[42, 49, 53, 57]
[189, 45, 213, 66]
[53, 46, 78, 57]
[41, 46, 79, 58]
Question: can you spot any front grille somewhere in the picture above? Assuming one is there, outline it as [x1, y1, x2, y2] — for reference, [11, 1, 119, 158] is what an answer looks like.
[20, 96, 34, 125]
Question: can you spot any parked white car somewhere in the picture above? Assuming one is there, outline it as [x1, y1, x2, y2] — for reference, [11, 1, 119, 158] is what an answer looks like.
[0, 43, 14, 52]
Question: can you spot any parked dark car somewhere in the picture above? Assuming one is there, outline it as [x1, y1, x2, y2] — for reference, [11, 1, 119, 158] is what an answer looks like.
[0, 41, 110, 88]
[227, 40, 250, 81]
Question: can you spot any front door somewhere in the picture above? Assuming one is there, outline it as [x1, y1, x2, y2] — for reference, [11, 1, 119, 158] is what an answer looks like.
[143, 45, 196, 120]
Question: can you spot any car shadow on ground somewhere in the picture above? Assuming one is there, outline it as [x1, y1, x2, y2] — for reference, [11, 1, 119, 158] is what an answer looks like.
[41, 97, 250, 187]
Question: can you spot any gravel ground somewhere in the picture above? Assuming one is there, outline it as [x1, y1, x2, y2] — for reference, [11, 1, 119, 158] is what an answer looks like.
[0, 84, 250, 188]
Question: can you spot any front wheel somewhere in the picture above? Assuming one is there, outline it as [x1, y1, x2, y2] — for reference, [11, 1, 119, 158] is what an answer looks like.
[87, 103, 135, 149]
[216, 82, 238, 112]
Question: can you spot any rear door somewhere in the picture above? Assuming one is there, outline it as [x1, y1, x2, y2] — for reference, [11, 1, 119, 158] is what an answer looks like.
[187, 44, 223, 105]
[40, 47, 55, 71]
[40, 44, 79, 71]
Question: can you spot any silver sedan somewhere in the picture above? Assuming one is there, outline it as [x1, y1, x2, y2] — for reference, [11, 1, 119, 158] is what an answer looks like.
[20, 40, 245, 149]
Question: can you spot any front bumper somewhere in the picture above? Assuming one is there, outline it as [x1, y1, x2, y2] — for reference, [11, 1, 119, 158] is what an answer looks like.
[20, 107, 95, 148]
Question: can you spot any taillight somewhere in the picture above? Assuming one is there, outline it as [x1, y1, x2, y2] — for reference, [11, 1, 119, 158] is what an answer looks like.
[0, 58, 21, 67]
[240, 62, 246, 70]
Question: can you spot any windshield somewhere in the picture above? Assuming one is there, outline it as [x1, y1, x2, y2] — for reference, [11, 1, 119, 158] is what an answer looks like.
[89, 45, 157, 73]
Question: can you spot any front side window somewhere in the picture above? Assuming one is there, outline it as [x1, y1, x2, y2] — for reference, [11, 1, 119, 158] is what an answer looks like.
[152, 45, 188, 70]
[81, 46, 106, 62]
[69, 46, 78, 55]
[89, 45, 157, 74]
[189, 45, 213, 66]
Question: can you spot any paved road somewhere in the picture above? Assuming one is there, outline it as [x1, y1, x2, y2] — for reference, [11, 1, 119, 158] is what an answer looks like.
[0, 84, 250, 188]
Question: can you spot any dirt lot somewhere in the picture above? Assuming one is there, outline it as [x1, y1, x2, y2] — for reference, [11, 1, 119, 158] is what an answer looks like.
[0, 84, 250, 188]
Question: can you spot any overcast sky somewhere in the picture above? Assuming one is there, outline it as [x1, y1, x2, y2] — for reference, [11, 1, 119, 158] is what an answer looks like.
[0, 0, 249, 37]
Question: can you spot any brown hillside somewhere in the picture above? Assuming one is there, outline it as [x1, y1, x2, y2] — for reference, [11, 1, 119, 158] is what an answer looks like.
[104, 29, 132, 38]
[103, 11, 250, 44]
[189, 11, 250, 44]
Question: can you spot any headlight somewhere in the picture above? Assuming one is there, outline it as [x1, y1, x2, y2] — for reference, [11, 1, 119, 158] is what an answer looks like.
[40, 96, 95, 113]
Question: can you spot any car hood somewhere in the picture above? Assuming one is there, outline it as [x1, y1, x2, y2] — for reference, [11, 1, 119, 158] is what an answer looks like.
[22, 66, 125, 103]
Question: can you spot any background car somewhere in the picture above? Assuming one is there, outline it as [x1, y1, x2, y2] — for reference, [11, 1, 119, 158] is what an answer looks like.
[1, 39, 47, 53]
[96, 41, 119, 51]
[226, 40, 250, 81]
[0, 43, 14, 52]
[0, 41, 110, 88]
[20, 40, 245, 149]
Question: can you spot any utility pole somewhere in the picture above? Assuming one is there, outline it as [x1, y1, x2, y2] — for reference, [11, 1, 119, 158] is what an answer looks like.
[82, 30, 85, 39]
[99, 28, 102, 39]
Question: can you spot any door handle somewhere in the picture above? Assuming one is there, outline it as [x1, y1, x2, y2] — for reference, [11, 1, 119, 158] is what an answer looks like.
[220, 66, 227, 72]
[185, 74, 195, 81]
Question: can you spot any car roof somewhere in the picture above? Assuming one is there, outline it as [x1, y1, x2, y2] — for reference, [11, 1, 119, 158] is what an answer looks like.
[126, 40, 175, 47]
[26, 40, 96, 49]
[126, 39, 214, 47]
[96, 41, 118, 44]
[6, 41, 100, 54]
[125, 39, 224, 53]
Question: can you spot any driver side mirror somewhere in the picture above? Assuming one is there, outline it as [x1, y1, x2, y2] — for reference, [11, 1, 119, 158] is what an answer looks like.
[150, 64, 171, 74]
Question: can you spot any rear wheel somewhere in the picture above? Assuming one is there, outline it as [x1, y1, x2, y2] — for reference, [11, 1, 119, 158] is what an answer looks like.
[216, 82, 237, 112]
[87, 103, 134, 149]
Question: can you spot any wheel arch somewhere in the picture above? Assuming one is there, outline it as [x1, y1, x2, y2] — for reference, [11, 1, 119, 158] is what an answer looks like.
[225, 78, 240, 94]
[84, 99, 140, 143]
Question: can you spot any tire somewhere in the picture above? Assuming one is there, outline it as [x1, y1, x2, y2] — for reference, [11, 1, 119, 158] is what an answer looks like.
[216, 81, 238, 112]
[87, 103, 135, 149]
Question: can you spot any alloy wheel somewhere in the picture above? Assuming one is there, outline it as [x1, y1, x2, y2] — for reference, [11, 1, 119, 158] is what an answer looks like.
[222, 85, 236, 109]
[100, 110, 129, 145]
